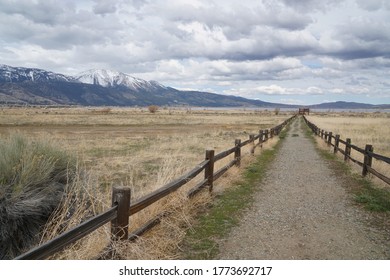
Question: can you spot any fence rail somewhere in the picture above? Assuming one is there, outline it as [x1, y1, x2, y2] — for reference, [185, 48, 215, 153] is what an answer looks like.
[303, 116, 390, 185]
[16, 206, 118, 260]
[15, 115, 296, 260]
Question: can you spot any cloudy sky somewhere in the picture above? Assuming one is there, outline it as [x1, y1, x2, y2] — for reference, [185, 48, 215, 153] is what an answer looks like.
[1, 0, 390, 105]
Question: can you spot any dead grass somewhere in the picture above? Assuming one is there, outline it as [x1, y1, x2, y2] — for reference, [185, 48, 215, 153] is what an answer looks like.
[0, 106, 292, 259]
[306, 112, 390, 188]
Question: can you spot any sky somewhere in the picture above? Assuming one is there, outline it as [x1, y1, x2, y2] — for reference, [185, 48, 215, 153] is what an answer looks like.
[1, 0, 390, 105]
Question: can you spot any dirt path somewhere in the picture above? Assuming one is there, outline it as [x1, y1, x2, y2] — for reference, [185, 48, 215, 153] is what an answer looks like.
[217, 118, 390, 259]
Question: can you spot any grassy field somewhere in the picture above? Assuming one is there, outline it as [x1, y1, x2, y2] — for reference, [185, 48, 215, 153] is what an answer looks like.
[0, 107, 291, 195]
[0, 106, 292, 259]
[306, 112, 390, 187]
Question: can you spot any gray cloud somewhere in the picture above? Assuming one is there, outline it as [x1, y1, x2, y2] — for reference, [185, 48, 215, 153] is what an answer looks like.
[0, 0, 76, 26]
[356, 0, 390, 11]
[93, 0, 117, 15]
[320, 17, 390, 60]
[280, 0, 345, 12]
[0, 0, 389, 104]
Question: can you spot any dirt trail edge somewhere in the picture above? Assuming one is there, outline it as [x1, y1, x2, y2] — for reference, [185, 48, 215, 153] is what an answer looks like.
[217, 118, 390, 259]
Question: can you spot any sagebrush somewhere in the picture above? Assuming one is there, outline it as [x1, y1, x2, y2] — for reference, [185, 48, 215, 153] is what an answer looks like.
[0, 135, 77, 259]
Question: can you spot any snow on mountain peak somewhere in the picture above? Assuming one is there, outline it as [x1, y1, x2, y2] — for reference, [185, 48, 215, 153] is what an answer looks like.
[0, 64, 75, 83]
[75, 69, 166, 91]
[0, 64, 168, 93]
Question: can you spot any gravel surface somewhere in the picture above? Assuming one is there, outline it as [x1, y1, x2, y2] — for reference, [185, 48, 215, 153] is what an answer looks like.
[217, 119, 390, 259]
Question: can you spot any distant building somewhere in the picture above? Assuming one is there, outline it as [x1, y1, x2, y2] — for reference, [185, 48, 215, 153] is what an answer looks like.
[299, 108, 310, 115]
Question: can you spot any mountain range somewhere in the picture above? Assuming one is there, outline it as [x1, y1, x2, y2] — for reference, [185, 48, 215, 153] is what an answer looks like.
[0, 64, 389, 109]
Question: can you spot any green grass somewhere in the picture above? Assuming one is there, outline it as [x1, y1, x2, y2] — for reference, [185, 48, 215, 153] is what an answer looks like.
[354, 177, 390, 212]
[181, 124, 289, 259]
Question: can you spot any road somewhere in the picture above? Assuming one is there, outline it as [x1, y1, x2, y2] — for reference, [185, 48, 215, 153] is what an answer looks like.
[217, 118, 390, 259]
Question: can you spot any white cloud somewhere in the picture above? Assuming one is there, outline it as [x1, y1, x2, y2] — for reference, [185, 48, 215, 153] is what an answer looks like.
[0, 0, 389, 104]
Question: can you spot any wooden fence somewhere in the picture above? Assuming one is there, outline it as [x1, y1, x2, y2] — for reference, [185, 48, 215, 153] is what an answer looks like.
[303, 116, 390, 185]
[14, 115, 296, 260]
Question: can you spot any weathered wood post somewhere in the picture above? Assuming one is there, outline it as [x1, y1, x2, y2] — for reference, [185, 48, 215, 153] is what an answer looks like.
[265, 129, 269, 141]
[234, 139, 241, 167]
[270, 128, 274, 138]
[321, 130, 324, 138]
[344, 138, 351, 161]
[327, 132, 333, 146]
[250, 134, 255, 155]
[275, 125, 281, 135]
[362, 144, 374, 177]
[334, 134, 340, 154]
[111, 186, 131, 241]
[205, 150, 215, 192]
[259, 130, 264, 144]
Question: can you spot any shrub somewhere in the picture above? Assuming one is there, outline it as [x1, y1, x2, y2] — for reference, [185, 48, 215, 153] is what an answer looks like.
[148, 105, 159, 113]
[0, 135, 77, 259]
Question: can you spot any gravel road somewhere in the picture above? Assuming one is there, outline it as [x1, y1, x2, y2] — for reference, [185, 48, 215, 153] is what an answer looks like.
[217, 118, 390, 259]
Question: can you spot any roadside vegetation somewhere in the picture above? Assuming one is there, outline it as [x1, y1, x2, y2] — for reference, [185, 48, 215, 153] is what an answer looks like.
[0, 106, 292, 259]
[302, 114, 390, 213]
[180, 125, 289, 259]
[0, 135, 77, 259]
[306, 112, 390, 183]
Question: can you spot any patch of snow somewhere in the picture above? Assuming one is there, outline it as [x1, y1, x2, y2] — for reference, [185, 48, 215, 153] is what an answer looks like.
[75, 69, 167, 91]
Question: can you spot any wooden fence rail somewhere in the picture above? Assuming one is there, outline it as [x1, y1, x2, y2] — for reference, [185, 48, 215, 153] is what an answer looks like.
[15, 115, 296, 260]
[303, 116, 390, 185]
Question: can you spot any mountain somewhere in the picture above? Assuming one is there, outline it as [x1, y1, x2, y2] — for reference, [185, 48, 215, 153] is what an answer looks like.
[0, 64, 389, 109]
[0, 64, 283, 107]
[75, 69, 167, 92]
[309, 101, 390, 109]
[0, 64, 75, 83]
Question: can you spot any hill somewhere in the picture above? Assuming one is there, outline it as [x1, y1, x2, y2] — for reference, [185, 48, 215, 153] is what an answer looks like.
[1, 64, 389, 109]
[0, 65, 283, 107]
[309, 101, 390, 110]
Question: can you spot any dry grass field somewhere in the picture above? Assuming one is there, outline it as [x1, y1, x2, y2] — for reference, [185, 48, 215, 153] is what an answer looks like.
[306, 112, 390, 187]
[0, 106, 292, 259]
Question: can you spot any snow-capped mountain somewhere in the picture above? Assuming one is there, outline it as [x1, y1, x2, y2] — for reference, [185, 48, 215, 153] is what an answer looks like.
[75, 69, 167, 92]
[0, 65, 167, 93]
[0, 64, 289, 107]
[0, 64, 75, 83]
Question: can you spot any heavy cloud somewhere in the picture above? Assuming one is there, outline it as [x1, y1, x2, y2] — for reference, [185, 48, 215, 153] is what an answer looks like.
[0, 0, 389, 104]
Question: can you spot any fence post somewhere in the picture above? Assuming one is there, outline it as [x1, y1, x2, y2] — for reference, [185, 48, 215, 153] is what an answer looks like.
[270, 128, 274, 138]
[265, 129, 269, 141]
[334, 134, 340, 154]
[205, 150, 215, 192]
[111, 186, 131, 241]
[250, 134, 255, 155]
[344, 138, 351, 161]
[259, 130, 264, 144]
[275, 126, 281, 135]
[328, 132, 332, 146]
[362, 144, 374, 177]
[234, 139, 241, 167]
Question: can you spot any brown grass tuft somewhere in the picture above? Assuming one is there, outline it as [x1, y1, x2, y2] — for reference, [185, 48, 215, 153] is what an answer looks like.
[0, 107, 292, 259]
